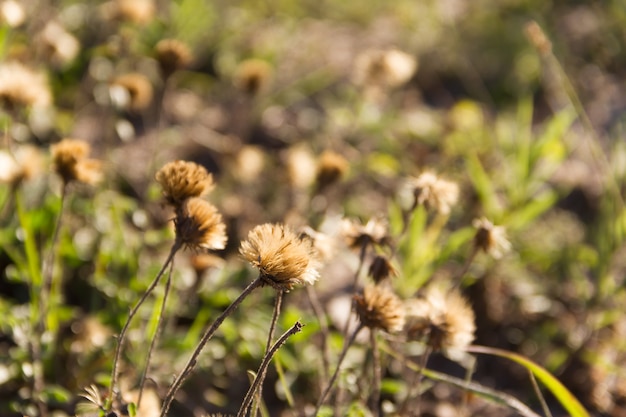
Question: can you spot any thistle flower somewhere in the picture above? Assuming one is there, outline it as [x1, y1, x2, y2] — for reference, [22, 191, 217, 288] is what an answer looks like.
[315, 150, 349, 190]
[472, 217, 511, 259]
[155, 160, 214, 208]
[110, 73, 153, 112]
[51, 139, 102, 185]
[113, 0, 154, 24]
[368, 255, 397, 284]
[285, 144, 316, 189]
[0, 61, 52, 109]
[0, 146, 43, 186]
[404, 286, 475, 361]
[39, 21, 80, 68]
[155, 39, 192, 76]
[354, 284, 405, 333]
[174, 198, 227, 251]
[408, 171, 459, 215]
[233, 59, 273, 95]
[240, 223, 319, 291]
[341, 217, 389, 250]
[298, 225, 336, 262]
[353, 48, 417, 89]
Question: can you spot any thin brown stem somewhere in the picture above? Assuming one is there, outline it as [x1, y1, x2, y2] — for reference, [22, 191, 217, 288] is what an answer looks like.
[315, 324, 364, 415]
[306, 285, 330, 386]
[399, 345, 431, 417]
[137, 257, 175, 408]
[236, 321, 304, 417]
[369, 329, 381, 417]
[109, 240, 181, 407]
[160, 277, 263, 417]
[252, 290, 284, 417]
[529, 370, 552, 417]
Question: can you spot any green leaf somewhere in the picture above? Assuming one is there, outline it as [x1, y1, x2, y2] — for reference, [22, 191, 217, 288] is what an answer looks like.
[468, 345, 589, 417]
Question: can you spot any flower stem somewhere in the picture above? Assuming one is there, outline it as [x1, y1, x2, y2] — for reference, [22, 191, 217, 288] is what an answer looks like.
[369, 329, 381, 417]
[160, 277, 263, 417]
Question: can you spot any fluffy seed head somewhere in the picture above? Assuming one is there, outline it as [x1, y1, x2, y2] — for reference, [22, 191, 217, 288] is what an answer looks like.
[0, 146, 44, 186]
[51, 139, 102, 185]
[341, 217, 389, 250]
[353, 48, 417, 89]
[368, 255, 397, 284]
[472, 217, 511, 259]
[0, 61, 52, 109]
[408, 171, 459, 215]
[155, 160, 214, 208]
[315, 150, 349, 190]
[233, 59, 273, 95]
[354, 285, 405, 333]
[155, 39, 192, 76]
[240, 223, 319, 291]
[110, 73, 153, 111]
[175, 198, 227, 251]
[405, 286, 475, 361]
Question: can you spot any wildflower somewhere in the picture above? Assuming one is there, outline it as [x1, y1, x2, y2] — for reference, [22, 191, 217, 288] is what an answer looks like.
[0, 146, 43, 186]
[39, 21, 80, 68]
[240, 223, 319, 291]
[408, 171, 459, 215]
[113, 0, 154, 24]
[341, 217, 389, 250]
[315, 150, 349, 191]
[298, 225, 336, 262]
[285, 144, 316, 189]
[110, 73, 153, 112]
[472, 217, 511, 259]
[368, 255, 397, 284]
[190, 253, 225, 275]
[51, 139, 102, 185]
[155, 39, 192, 76]
[155, 160, 214, 208]
[233, 59, 273, 95]
[354, 284, 405, 333]
[352, 48, 417, 89]
[175, 198, 227, 251]
[404, 285, 475, 361]
[0, 61, 52, 109]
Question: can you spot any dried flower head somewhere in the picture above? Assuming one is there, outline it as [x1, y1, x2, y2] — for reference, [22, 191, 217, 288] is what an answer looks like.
[353, 48, 417, 89]
[405, 285, 475, 361]
[233, 59, 273, 95]
[285, 145, 316, 189]
[298, 225, 336, 262]
[240, 223, 319, 291]
[155, 38, 193, 76]
[51, 139, 102, 185]
[175, 198, 227, 251]
[155, 160, 214, 208]
[341, 217, 389, 250]
[315, 150, 349, 190]
[408, 171, 459, 215]
[368, 255, 397, 284]
[0, 146, 43, 186]
[354, 284, 405, 333]
[113, 0, 154, 23]
[472, 217, 511, 259]
[110, 73, 153, 111]
[524, 20, 552, 56]
[0, 61, 52, 109]
[190, 253, 225, 275]
[39, 21, 80, 68]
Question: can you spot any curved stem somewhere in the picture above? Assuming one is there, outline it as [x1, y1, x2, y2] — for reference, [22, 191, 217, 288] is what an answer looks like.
[137, 257, 175, 408]
[237, 321, 304, 417]
[109, 240, 181, 407]
[160, 277, 263, 417]
[315, 324, 364, 415]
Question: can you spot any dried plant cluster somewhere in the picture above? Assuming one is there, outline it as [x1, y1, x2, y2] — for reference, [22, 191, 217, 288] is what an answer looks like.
[1, 2, 625, 417]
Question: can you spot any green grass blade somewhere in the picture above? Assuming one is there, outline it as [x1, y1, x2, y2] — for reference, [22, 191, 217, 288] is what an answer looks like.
[468, 345, 589, 417]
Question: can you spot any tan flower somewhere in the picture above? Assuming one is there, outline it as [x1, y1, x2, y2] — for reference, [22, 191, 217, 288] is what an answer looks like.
[175, 198, 227, 251]
[405, 285, 475, 361]
[0, 146, 43, 186]
[155, 160, 214, 208]
[285, 144, 316, 189]
[472, 217, 511, 259]
[39, 21, 80, 68]
[240, 223, 319, 291]
[408, 171, 459, 215]
[341, 217, 389, 250]
[368, 255, 397, 284]
[51, 139, 102, 185]
[315, 150, 349, 190]
[352, 48, 417, 89]
[354, 284, 405, 333]
[155, 39, 192, 76]
[0, 61, 52, 109]
[298, 226, 336, 262]
[233, 59, 273, 95]
[110, 73, 153, 111]
[114, 0, 154, 24]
